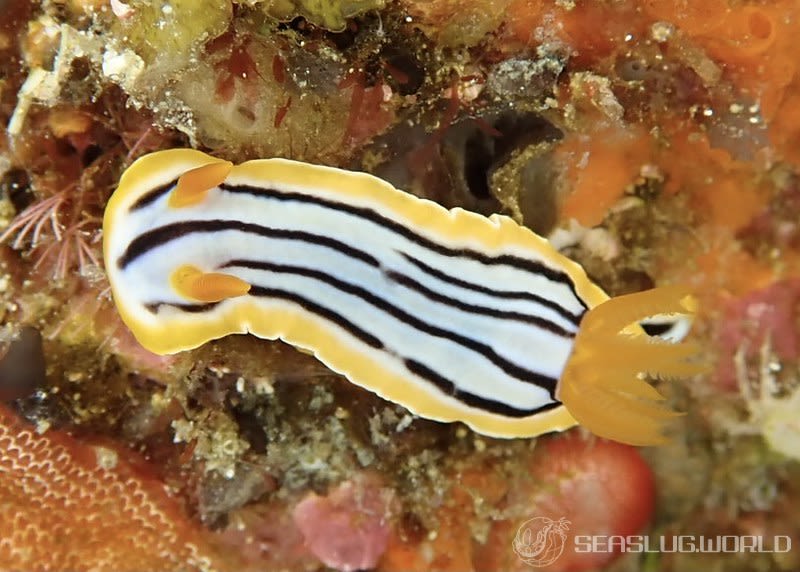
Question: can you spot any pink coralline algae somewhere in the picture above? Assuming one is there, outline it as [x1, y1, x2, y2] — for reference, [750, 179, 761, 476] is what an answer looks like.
[292, 476, 394, 571]
[715, 279, 800, 389]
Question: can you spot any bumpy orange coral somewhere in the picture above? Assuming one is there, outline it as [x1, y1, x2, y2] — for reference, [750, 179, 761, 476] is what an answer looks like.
[0, 403, 228, 572]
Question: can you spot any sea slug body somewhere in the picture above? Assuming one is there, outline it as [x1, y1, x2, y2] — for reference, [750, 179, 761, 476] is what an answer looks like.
[103, 149, 702, 445]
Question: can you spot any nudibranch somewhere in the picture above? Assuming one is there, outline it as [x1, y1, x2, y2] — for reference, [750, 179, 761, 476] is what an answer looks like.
[103, 149, 702, 445]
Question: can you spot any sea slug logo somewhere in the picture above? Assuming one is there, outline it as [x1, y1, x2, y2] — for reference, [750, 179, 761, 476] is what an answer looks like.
[512, 516, 571, 567]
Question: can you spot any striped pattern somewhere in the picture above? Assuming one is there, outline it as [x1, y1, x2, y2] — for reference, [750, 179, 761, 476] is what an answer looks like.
[103, 149, 610, 438]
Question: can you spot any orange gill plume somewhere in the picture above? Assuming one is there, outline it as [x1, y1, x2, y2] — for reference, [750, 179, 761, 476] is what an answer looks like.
[0, 403, 231, 572]
[558, 286, 707, 446]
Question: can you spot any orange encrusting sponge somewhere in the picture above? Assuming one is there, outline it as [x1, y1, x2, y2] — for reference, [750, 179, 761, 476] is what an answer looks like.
[644, 0, 800, 163]
[558, 128, 653, 228]
[558, 286, 707, 446]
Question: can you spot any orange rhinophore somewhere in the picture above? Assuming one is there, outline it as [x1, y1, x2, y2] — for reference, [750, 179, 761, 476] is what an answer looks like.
[170, 160, 233, 208]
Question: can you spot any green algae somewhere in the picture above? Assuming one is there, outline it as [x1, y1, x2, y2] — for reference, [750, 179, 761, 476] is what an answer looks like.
[258, 0, 385, 31]
[112, 0, 232, 64]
